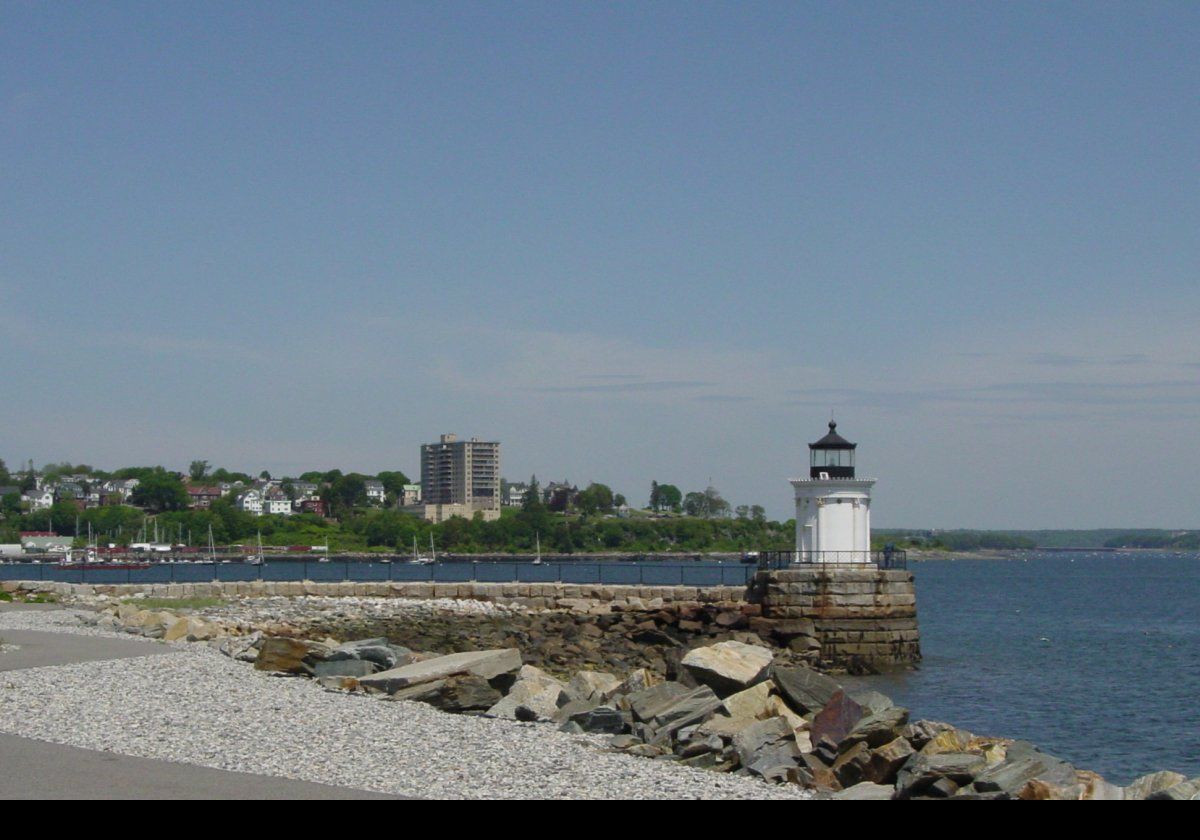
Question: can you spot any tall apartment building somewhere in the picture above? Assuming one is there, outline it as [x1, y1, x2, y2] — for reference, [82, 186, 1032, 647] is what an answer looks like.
[412, 434, 501, 523]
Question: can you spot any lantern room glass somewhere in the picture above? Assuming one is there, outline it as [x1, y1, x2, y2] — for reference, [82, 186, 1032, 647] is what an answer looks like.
[811, 449, 855, 469]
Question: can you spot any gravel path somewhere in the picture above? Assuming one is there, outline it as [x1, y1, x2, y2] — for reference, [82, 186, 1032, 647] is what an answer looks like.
[0, 611, 808, 799]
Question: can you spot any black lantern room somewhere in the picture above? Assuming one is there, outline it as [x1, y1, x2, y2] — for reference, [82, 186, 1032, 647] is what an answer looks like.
[809, 421, 856, 479]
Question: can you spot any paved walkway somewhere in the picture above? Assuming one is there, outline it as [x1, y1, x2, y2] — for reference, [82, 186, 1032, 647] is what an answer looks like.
[0, 604, 399, 799]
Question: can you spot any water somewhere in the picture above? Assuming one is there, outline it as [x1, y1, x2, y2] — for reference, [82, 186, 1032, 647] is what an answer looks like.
[847, 552, 1200, 784]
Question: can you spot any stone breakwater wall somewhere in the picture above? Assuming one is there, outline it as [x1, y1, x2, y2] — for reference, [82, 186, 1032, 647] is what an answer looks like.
[748, 568, 921, 670]
[5, 568, 920, 670]
[1, 579, 744, 610]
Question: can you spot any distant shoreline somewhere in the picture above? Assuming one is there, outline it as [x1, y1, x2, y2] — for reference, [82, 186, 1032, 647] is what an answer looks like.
[906, 547, 1195, 562]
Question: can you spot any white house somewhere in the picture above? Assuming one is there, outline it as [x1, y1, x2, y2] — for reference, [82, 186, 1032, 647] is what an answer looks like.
[235, 489, 263, 515]
[364, 480, 386, 504]
[22, 489, 53, 511]
[263, 497, 293, 516]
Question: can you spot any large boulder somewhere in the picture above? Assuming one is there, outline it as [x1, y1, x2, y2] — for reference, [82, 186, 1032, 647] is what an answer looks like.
[831, 741, 873, 787]
[681, 641, 773, 697]
[331, 638, 413, 670]
[426, 675, 503, 713]
[1146, 777, 1200, 801]
[647, 685, 723, 739]
[895, 752, 987, 799]
[843, 705, 910, 749]
[809, 690, 864, 747]
[605, 668, 658, 700]
[358, 649, 521, 694]
[1075, 770, 1125, 801]
[732, 716, 793, 767]
[771, 665, 841, 714]
[832, 782, 895, 801]
[721, 682, 775, 721]
[565, 706, 628, 735]
[255, 638, 321, 674]
[970, 742, 1076, 798]
[567, 671, 621, 702]
[900, 719, 956, 751]
[865, 736, 915, 785]
[1126, 770, 1188, 800]
[628, 682, 692, 723]
[314, 659, 378, 679]
[164, 616, 219, 643]
[487, 667, 569, 720]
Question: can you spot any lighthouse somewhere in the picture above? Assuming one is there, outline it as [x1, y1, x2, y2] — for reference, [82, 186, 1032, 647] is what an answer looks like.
[791, 421, 876, 563]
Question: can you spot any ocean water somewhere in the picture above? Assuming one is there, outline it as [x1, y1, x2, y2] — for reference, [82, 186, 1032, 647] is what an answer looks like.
[846, 552, 1200, 784]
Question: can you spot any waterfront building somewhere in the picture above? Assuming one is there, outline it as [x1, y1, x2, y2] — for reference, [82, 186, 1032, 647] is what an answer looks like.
[790, 422, 875, 562]
[412, 434, 501, 523]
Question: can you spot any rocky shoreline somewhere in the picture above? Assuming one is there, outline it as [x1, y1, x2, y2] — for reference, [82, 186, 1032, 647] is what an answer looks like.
[48, 591, 1199, 800]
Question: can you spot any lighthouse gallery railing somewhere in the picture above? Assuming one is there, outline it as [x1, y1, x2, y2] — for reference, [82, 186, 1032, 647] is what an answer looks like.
[755, 549, 907, 571]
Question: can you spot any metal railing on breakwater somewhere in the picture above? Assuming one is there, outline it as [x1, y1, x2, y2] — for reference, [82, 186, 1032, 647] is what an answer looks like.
[0, 559, 757, 587]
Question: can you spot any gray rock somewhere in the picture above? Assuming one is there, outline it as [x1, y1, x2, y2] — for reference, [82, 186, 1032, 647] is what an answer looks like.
[313, 659, 379, 679]
[425, 674, 503, 713]
[771, 664, 841, 713]
[864, 736, 915, 785]
[567, 671, 621, 702]
[848, 690, 894, 716]
[1146, 777, 1200, 801]
[832, 781, 895, 800]
[1126, 770, 1188, 800]
[844, 706, 910, 748]
[680, 641, 773, 697]
[732, 716, 793, 767]
[648, 685, 723, 738]
[899, 719, 955, 751]
[745, 740, 803, 782]
[628, 682, 691, 723]
[926, 777, 960, 798]
[568, 706, 629, 735]
[970, 741, 1076, 797]
[358, 648, 521, 694]
[831, 741, 872, 787]
[679, 734, 724, 759]
[895, 752, 987, 799]
[487, 673, 569, 721]
[552, 697, 600, 724]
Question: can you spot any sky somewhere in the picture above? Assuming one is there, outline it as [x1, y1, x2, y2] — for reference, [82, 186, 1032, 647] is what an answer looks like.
[2, 2, 1198, 528]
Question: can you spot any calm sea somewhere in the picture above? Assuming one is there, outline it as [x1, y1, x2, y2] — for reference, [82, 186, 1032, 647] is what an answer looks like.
[846, 552, 1200, 784]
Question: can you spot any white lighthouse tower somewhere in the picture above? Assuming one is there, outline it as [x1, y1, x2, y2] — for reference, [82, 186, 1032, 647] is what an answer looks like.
[791, 421, 875, 564]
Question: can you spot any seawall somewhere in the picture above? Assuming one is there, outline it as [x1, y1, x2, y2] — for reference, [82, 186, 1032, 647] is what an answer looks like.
[4, 567, 921, 671]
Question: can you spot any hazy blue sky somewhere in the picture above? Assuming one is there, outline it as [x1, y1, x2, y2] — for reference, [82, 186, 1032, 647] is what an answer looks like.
[2, 2, 1198, 527]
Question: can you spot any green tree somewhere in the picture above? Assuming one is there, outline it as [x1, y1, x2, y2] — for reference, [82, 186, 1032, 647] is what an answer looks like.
[189, 460, 210, 481]
[129, 469, 189, 513]
[323, 474, 368, 519]
[376, 470, 411, 497]
[654, 483, 682, 512]
[576, 483, 614, 516]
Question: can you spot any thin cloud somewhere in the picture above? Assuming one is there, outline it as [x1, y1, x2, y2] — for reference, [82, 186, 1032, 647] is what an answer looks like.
[529, 380, 714, 394]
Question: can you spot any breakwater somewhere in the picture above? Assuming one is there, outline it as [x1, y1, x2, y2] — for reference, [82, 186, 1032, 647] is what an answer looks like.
[4, 564, 921, 672]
